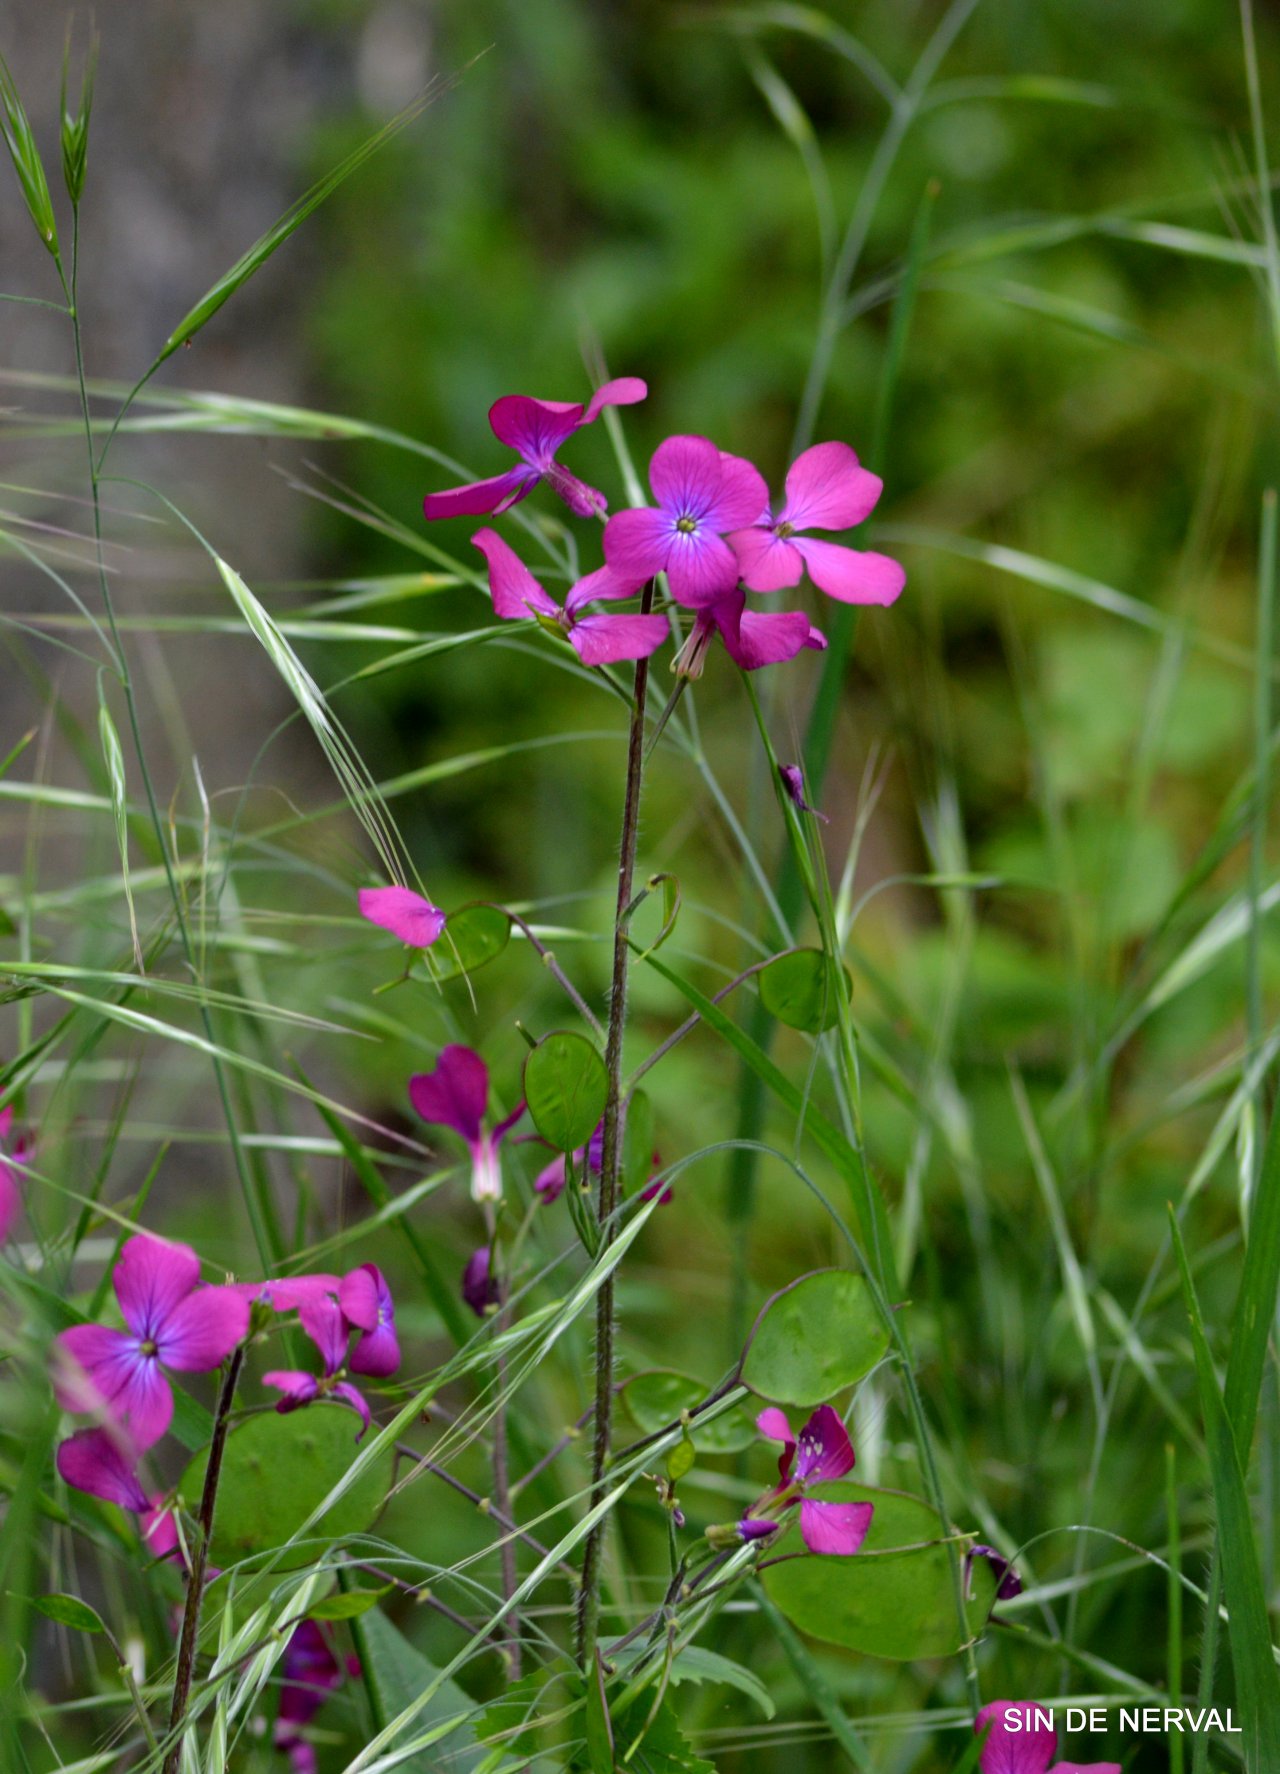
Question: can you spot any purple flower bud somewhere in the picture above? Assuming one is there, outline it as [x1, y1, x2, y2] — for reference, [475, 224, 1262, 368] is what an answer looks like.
[966, 1543, 1023, 1603]
[779, 764, 829, 823]
[737, 1517, 781, 1541]
[462, 1247, 500, 1318]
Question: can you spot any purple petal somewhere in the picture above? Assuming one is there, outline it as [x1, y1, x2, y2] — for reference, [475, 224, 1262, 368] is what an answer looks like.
[792, 538, 905, 606]
[707, 450, 770, 533]
[113, 1234, 201, 1340]
[602, 506, 671, 581]
[974, 1701, 1058, 1774]
[728, 526, 805, 594]
[56, 1427, 149, 1512]
[422, 465, 537, 521]
[778, 442, 883, 532]
[794, 1404, 856, 1484]
[0, 1156, 19, 1240]
[648, 435, 725, 518]
[710, 591, 814, 670]
[157, 1286, 250, 1373]
[472, 528, 562, 621]
[756, 1405, 797, 1483]
[583, 376, 647, 425]
[340, 1264, 400, 1378]
[358, 886, 446, 949]
[543, 461, 609, 518]
[488, 394, 584, 463]
[234, 1275, 341, 1312]
[586, 1121, 605, 1174]
[263, 1370, 322, 1412]
[967, 1543, 1023, 1603]
[141, 1501, 181, 1562]
[534, 1153, 568, 1204]
[462, 1247, 500, 1317]
[330, 1381, 373, 1438]
[737, 1517, 780, 1542]
[409, 1044, 489, 1146]
[665, 530, 742, 608]
[799, 1497, 873, 1556]
[570, 614, 670, 667]
[297, 1296, 350, 1376]
[779, 764, 829, 823]
[563, 563, 648, 615]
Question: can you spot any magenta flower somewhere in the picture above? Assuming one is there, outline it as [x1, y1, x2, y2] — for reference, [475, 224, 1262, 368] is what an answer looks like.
[534, 1114, 672, 1206]
[0, 1102, 27, 1239]
[472, 530, 669, 666]
[728, 441, 905, 606]
[233, 1273, 342, 1313]
[756, 1404, 874, 1556]
[974, 1702, 1119, 1774]
[358, 885, 446, 949]
[779, 763, 830, 823]
[672, 585, 826, 680]
[422, 378, 647, 522]
[736, 1517, 781, 1542]
[56, 1425, 150, 1513]
[339, 1264, 400, 1377]
[53, 1235, 249, 1452]
[263, 1295, 372, 1438]
[274, 1619, 359, 1774]
[462, 1247, 500, 1317]
[409, 1045, 524, 1203]
[603, 435, 769, 608]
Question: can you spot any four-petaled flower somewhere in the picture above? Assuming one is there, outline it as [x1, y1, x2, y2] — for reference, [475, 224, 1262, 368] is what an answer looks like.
[755, 1404, 874, 1555]
[53, 1235, 249, 1451]
[974, 1701, 1119, 1774]
[410, 1045, 524, 1203]
[263, 1294, 374, 1439]
[358, 885, 446, 949]
[473, 529, 669, 666]
[0, 1100, 28, 1240]
[672, 586, 826, 680]
[603, 435, 769, 608]
[728, 442, 905, 607]
[422, 379, 647, 521]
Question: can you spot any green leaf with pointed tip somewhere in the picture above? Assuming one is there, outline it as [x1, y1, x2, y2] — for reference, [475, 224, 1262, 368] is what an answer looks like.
[0, 54, 59, 257]
[524, 1030, 608, 1153]
[307, 1586, 389, 1621]
[742, 1270, 889, 1407]
[623, 1370, 755, 1453]
[758, 949, 850, 1033]
[59, 29, 97, 206]
[613, 1696, 715, 1774]
[424, 903, 510, 982]
[32, 1593, 105, 1634]
[762, 1484, 994, 1660]
[178, 1405, 392, 1571]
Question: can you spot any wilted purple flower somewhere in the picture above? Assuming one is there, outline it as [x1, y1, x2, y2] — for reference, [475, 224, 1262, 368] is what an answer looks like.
[358, 885, 446, 949]
[973, 1701, 1120, 1774]
[410, 1045, 524, 1203]
[779, 763, 829, 823]
[263, 1295, 372, 1439]
[422, 379, 647, 522]
[728, 442, 905, 607]
[472, 529, 668, 666]
[757, 1404, 873, 1556]
[53, 1235, 250, 1452]
[0, 1102, 26, 1240]
[967, 1543, 1023, 1603]
[461, 1247, 501, 1318]
[603, 435, 769, 608]
[339, 1264, 400, 1377]
[274, 1619, 360, 1774]
[671, 586, 826, 680]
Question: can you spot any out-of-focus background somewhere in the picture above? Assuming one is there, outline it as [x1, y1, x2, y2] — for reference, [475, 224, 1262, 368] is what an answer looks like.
[2, 2, 1277, 1768]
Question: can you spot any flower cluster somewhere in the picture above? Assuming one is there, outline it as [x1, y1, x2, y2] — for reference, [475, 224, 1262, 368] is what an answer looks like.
[420, 379, 904, 680]
[734, 1403, 875, 1557]
[51, 1237, 401, 1533]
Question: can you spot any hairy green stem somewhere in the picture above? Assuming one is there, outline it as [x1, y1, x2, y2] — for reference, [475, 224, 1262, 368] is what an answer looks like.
[575, 583, 656, 1665]
[162, 1343, 244, 1774]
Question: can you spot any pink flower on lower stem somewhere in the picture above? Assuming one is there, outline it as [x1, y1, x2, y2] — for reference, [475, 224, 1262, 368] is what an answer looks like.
[472, 530, 668, 666]
[274, 1619, 359, 1774]
[755, 1404, 874, 1555]
[52, 1235, 249, 1452]
[0, 1102, 27, 1239]
[728, 441, 905, 607]
[409, 1045, 524, 1203]
[603, 435, 769, 609]
[358, 885, 446, 949]
[671, 585, 826, 680]
[422, 378, 647, 522]
[974, 1702, 1120, 1774]
[263, 1295, 373, 1439]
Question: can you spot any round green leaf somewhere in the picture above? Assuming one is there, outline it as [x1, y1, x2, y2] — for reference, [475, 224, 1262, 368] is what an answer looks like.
[523, 1030, 607, 1153]
[622, 1370, 755, 1453]
[308, 1585, 390, 1621]
[758, 949, 850, 1033]
[742, 1270, 889, 1407]
[762, 1484, 995, 1660]
[422, 903, 510, 982]
[32, 1592, 105, 1634]
[178, 1404, 393, 1571]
